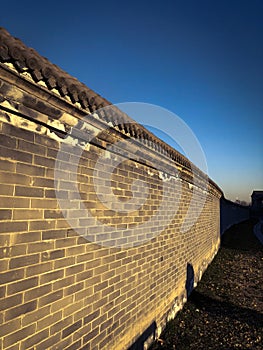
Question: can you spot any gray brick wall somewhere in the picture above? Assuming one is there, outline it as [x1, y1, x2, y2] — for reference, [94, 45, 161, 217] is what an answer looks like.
[0, 59, 222, 350]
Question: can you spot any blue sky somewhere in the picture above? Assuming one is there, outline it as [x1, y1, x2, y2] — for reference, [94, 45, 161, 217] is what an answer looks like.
[1, 0, 262, 202]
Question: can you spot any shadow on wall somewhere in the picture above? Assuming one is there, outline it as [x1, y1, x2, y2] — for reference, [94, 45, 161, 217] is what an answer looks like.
[220, 196, 250, 235]
[127, 322, 157, 350]
[185, 263, 194, 298]
[129, 263, 195, 349]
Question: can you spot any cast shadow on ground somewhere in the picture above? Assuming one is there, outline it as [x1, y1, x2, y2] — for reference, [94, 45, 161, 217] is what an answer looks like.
[189, 290, 263, 329]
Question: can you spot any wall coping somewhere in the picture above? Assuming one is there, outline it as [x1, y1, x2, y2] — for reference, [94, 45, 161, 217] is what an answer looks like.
[0, 27, 223, 197]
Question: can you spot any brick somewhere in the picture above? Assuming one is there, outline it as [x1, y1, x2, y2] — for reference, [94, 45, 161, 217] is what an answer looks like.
[50, 295, 73, 313]
[0, 133, 16, 148]
[38, 290, 63, 307]
[18, 139, 45, 155]
[0, 318, 21, 338]
[66, 263, 84, 276]
[24, 284, 52, 302]
[21, 328, 49, 350]
[5, 300, 37, 321]
[35, 133, 58, 148]
[35, 333, 60, 350]
[0, 285, 6, 297]
[34, 154, 55, 168]
[84, 310, 100, 325]
[21, 305, 50, 327]
[0, 172, 30, 185]
[29, 220, 55, 231]
[41, 249, 65, 261]
[0, 293, 23, 311]
[0, 159, 16, 172]
[15, 186, 44, 197]
[31, 198, 57, 209]
[0, 184, 14, 196]
[3, 324, 36, 348]
[26, 261, 52, 277]
[62, 320, 82, 339]
[2, 123, 34, 142]
[0, 146, 32, 163]
[12, 209, 43, 220]
[0, 221, 28, 233]
[9, 254, 39, 269]
[0, 196, 30, 208]
[16, 162, 45, 176]
[27, 240, 54, 253]
[7, 277, 38, 295]
[0, 269, 24, 285]
[44, 209, 63, 219]
[40, 270, 64, 284]
[54, 256, 75, 269]
[0, 209, 12, 220]
[63, 299, 84, 318]
[33, 177, 55, 188]
[50, 315, 73, 335]
[53, 276, 74, 291]
[14, 231, 41, 243]
[65, 340, 82, 350]
[37, 310, 62, 330]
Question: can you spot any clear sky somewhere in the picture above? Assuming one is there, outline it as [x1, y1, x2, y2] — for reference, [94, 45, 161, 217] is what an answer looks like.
[1, 0, 262, 202]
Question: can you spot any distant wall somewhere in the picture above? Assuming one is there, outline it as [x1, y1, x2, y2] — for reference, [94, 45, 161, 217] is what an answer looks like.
[220, 197, 250, 235]
[0, 28, 222, 350]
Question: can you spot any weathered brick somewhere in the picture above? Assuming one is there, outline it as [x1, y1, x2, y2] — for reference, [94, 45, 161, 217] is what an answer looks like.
[34, 154, 55, 168]
[62, 320, 82, 339]
[2, 123, 34, 142]
[0, 269, 24, 285]
[21, 305, 50, 327]
[0, 319, 21, 338]
[3, 324, 36, 348]
[9, 254, 39, 269]
[37, 310, 62, 330]
[0, 221, 28, 233]
[0, 293, 23, 311]
[0, 159, 16, 172]
[24, 284, 52, 302]
[26, 261, 52, 277]
[5, 300, 37, 321]
[15, 186, 44, 198]
[41, 249, 65, 261]
[35, 333, 60, 350]
[12, 209, 43, 220]
[16, 162, 45, 176]
[21, 328, 49, 350]
[38, 290, 63, 307]
[50, 315, 73, 335]
[29, 220, 55, 231]
[14, 231, 41, 243]
[65, 339, 82, 350]
[0, 196, 30, 208]
[7, 277, 38, 295]
[31, 198, 57, 209]
[0, 134, 16, 148]
[40, 270, 64, 284]
[18, 139, 45, 156]
[0, 209, 12, 220]
[0, 146, 32, 163]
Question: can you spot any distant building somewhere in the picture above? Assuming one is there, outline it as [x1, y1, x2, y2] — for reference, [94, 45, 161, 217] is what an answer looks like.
[251, 191, 263, 219]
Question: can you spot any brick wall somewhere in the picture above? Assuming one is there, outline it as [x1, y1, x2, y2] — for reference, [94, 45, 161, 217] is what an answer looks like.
[0, 28, 222, 350]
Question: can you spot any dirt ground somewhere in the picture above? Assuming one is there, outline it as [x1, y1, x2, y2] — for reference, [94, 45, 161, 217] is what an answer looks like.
[150, 220, 263, 350]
